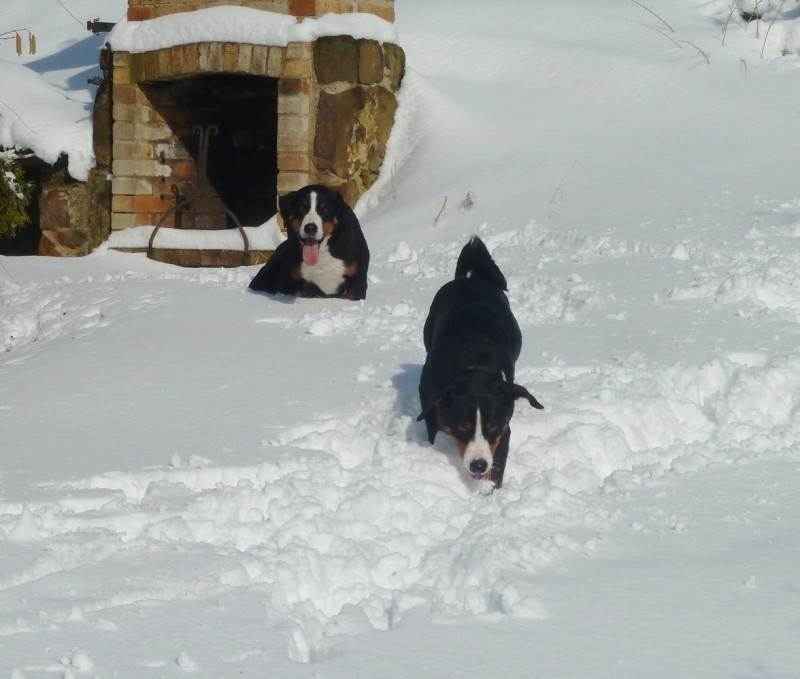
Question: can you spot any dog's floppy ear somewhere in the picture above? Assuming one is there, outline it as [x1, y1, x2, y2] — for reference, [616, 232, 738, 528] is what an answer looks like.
[417, 390, 450, 445]
[416, 387, 453, 422]
[332, 187, 348, 206]
[503, 382, 544, 410]
[277, 192, 294, 223]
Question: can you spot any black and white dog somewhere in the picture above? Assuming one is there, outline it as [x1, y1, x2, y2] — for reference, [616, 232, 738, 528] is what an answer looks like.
[417, 237, 544, 491]
[249, 185, 370, 300]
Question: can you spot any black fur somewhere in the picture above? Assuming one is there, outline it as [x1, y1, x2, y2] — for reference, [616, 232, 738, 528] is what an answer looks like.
[417, 237, 543, 490]
[249, 185, 370, 300]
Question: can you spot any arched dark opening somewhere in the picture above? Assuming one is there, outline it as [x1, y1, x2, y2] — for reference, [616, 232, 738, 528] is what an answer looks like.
[141, 73, 278, 229]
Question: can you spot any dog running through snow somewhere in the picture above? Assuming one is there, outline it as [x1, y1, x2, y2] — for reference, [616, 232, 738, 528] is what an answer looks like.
[417, 236, 544, 492]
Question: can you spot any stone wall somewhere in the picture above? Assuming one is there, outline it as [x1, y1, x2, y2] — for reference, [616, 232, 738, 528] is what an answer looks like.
[312, 36, 403, 205]
[36, 47, 113, 257]
[39, 167, 111, 256]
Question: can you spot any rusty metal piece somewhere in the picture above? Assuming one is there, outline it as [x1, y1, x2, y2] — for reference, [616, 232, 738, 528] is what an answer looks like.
[148, 124, 250, 266]
[87, 19, 116, 35]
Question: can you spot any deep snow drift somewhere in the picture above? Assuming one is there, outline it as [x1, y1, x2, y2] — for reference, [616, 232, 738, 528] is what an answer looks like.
[2, 1, 800, 677]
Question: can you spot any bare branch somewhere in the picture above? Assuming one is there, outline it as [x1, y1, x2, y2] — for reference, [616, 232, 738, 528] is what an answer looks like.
[433, 196, 447, 228]
[721, 1, 741, 46]
[761, 0, 788, 59]
[678, 40, 711, 64]
[630, 0, 675, 33]
[549, 160, 579, 207]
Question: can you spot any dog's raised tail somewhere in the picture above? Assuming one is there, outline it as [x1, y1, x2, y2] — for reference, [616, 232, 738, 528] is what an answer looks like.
[454, 236, 508, 291]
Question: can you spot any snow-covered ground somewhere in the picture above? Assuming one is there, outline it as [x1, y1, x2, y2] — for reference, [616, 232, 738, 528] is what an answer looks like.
[2, 1, 800, 676]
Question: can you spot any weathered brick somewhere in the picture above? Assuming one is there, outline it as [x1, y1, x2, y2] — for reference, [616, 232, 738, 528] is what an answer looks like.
[199, 42, 224, 72]
[111, 212, 136, 231]
[251, 44, 269, 76]
[223, 43, 239, 72]
[278, 171, 310, 194]
[111, 176, 136, 195]
[113, 65, 131, 86]
[112, 195, 135, 213]
[113, 103, 136, 123]
[267, 46, 283, 77]
[113, 176, 155, 195]
[134, 211, 158, 226]
[278, 94, 311, 116]
[183, 44, 200, 74]
[132, 194, 175, 213]
[286, 42, 312, 60]
[279, 114, 310, 135]
[134, 105, 152, 123]
[278, 78, 309, 96]
[112, 123, 137, 142]
[278, 153, 310, 172]
[113, 140, 153, 160]
[144, 51, 161, 80]
[289, 0, 315, 16]
[140, 124, 173, 142]
[127, 7, 153, 21]
[113, 84, 136, 104]
[283, 59, 311, 78]
[237, 43, 253, 72]
[316, 0, 352, 14]
[277, 133, 311, 154]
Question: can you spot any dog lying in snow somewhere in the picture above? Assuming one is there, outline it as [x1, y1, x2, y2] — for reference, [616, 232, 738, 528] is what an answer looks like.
[249, 185, 370, 300]
[417, 236, 544, 491]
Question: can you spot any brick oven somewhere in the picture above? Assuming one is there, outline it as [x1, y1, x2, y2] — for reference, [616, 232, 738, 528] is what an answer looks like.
[106, 0, 404, 265]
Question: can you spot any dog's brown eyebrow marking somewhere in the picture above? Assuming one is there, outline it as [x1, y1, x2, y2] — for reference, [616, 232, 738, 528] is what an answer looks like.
[448, 435, 468, 459]
[488, 424, 509, 452]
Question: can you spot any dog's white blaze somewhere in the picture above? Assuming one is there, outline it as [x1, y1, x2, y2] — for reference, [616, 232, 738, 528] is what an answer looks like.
[301, 191, 324, 237]
[462, 407, 492, 475]
[301, 240, 346, 295]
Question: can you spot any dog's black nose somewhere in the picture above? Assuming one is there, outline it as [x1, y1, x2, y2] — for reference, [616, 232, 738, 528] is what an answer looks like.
[303, 223, 318, 235]
[469, 459, 488, 475]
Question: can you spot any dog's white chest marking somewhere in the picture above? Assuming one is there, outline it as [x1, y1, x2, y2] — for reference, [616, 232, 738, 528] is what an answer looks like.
[301, 241, 346, 295]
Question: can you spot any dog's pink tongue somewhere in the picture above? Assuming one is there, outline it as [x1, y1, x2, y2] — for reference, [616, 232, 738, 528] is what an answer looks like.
[302, 241, 320, 266]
